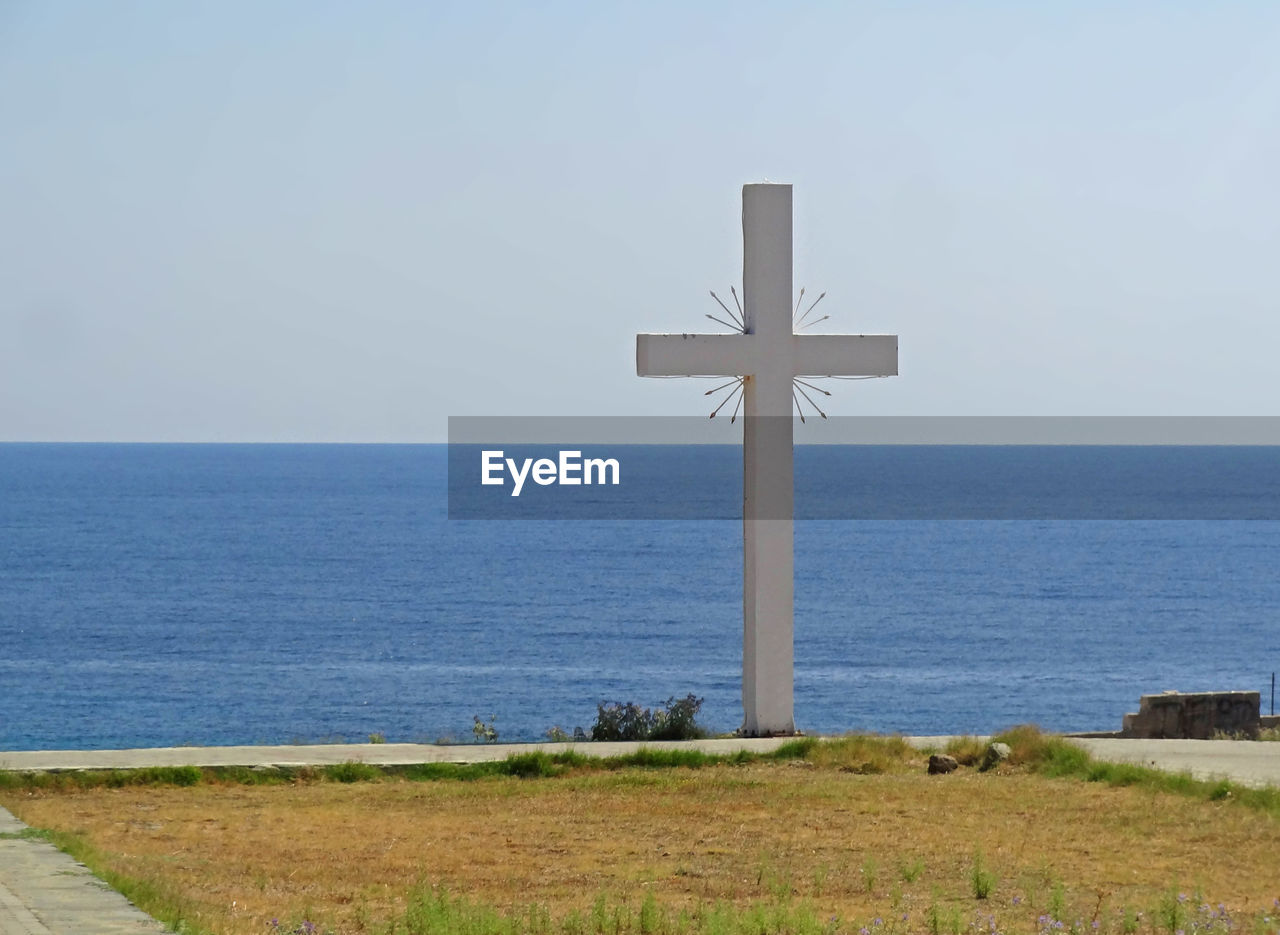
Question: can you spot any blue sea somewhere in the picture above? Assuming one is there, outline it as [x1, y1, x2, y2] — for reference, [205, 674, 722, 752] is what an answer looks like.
[2, 443, 1278, 751]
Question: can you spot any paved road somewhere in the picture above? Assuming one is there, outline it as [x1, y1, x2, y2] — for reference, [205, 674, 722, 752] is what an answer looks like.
[3, 735, 1279, 933]
[0, 808, 165, 935]
[1072, 737, 1280, 789]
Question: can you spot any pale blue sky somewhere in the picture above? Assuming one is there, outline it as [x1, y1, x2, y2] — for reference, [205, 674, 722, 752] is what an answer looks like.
[2, 3, 1278, 441]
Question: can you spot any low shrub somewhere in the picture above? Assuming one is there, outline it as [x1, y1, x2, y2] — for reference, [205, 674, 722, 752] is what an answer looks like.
[590, 694, 707, 742]
[502, 753, 561, 779]
[943, 735, 987, 767]
[324, 761, 382, 783]
[805, 734, 916, 774]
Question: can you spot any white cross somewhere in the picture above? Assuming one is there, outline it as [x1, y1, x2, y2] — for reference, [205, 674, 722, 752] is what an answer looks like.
[636, 183, 898, 736]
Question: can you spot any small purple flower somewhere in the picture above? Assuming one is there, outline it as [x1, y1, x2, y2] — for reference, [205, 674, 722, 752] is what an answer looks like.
[874, 919, 883, 926]
[1013, 897, 1022, 906]
[1092, 922, 1100, 930]
[860, 927, 870, 934]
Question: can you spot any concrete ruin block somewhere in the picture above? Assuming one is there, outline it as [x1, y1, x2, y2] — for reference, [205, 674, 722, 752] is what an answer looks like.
[1120, 691, 1260, 739]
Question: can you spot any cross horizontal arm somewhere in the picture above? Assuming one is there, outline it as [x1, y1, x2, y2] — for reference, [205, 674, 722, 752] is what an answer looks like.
[636, 333, 760, 377]
[792, 334, 898, 377]
[638, 333, 897, 378]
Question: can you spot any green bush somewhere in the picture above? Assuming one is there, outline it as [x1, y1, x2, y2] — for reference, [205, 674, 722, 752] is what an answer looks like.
[502, 753, 560, 779]
[324, 761, 382, 783]
[648, 694, 706, 741]
[590, 694, 707, 742]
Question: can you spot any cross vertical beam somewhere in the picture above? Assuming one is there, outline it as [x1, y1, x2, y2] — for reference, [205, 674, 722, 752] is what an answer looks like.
[741, 184, 795, 735]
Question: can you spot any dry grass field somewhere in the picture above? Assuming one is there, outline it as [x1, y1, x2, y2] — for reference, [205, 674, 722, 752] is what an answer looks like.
[2, 736, 1279, 935]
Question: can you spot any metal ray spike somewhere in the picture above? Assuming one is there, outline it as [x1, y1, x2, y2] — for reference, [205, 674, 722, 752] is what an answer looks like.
[795, 291, 827, 327]
[729, 384, 745, 423]
[793, 380, 828, 419]
[709, 291, 744, 330]
[791, 387, 806, 424]
[794, 378, 832, 396]
[704, 378, 741, 396]
[709, 380, 742, 418]
[705, 313, 743, 332]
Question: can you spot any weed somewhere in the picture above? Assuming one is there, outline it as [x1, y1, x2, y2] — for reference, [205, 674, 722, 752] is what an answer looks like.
[323, 761, 381, 783]
[503, 752, 562, 779]
[1120, 906, 1141, 935]
[472, 715, 498, 743]
[901, 858, 925, 883]
[368, 732, 386, 744]
[861, 856, 878, 893]
[1154, 888, 1190, 935]
[970, 852, 996, 900]
[944, 736, 987, 767]
[771, 737, 818, 760]
[926, 902, 962, 935]
[803, 734, 917, 774]
[640, 890, 660, 935]
[269, 921, 330, 934]
[812, 863, 829, 896]
[1208, 779, 1232, 802]
[1048, 880, 1067, 921]
[0, 827, 53, 842]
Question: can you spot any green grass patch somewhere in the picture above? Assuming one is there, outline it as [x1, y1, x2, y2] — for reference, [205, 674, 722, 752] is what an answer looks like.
[0, 764, 207, 792]
[323, 760, 384, 783]
[3, 727, 1278, 827]
[769, 736, 819, 760]
[0, 746, 750, 792]
[385, 886, 844, 935]
[800, 733, 918, 774]
[992, 724, 1280, 819]
[365, 884, 1280, 935]
[600, 747, 714, 770]
[943, 735, 987, 767]
[0, 826, 54, 842]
